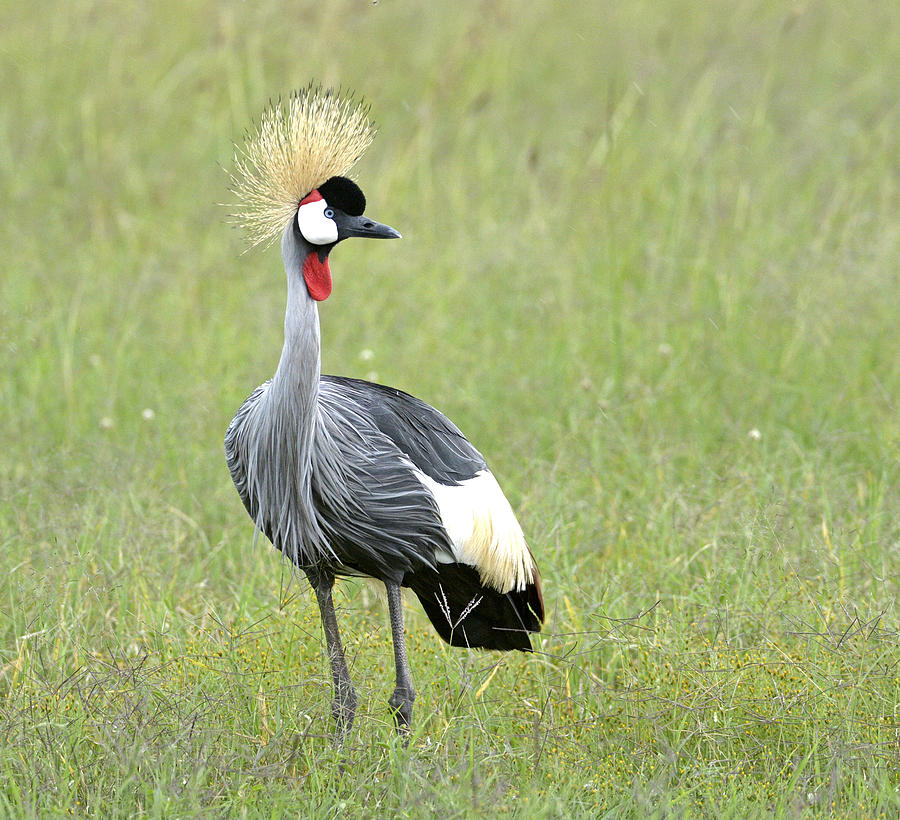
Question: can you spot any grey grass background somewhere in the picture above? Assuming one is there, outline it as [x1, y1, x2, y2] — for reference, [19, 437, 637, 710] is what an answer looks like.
[1, 1, 899, 817]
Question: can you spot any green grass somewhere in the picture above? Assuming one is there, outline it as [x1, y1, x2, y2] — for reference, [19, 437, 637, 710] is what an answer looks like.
[2, 0, 899, 816]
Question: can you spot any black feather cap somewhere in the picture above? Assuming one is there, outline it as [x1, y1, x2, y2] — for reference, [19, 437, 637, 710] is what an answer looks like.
[318, 176, 366, 216]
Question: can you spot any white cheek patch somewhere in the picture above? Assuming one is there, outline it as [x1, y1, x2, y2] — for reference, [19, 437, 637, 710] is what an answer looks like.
[297, 199, 338, 245]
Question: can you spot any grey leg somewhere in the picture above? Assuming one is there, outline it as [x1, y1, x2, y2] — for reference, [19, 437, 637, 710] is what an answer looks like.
[306, 569, 357, 743]
[385, 582, 415, 736]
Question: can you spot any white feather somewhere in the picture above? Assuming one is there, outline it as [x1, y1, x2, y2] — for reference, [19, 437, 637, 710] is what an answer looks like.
[296, 199, 338, 245]
[415, 470, 534, 593]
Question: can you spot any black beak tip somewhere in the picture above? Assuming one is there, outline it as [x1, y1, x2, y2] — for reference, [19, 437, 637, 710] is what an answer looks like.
[338, 213, 402, 241]
[363, 220, 401, 240]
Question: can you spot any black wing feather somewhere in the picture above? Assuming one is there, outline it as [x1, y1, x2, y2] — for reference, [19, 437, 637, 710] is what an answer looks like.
[320, 376, 487, 485]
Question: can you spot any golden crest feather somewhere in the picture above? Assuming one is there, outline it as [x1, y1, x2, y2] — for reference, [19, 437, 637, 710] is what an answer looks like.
[230, 85, 375, 248]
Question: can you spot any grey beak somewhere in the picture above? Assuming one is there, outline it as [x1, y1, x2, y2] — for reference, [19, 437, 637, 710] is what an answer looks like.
[336, 213, 401, 241]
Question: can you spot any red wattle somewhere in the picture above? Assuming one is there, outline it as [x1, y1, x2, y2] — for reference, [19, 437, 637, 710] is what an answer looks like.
[302, 253, 332, 301]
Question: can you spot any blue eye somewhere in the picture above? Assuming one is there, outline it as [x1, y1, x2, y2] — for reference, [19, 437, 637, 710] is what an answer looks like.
[324, 208, 335, 219]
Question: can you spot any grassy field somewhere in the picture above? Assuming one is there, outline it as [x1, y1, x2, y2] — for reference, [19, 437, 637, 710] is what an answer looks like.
[2, 0, 899, 816]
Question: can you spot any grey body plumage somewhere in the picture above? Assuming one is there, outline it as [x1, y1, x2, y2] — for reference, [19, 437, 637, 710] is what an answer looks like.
[226, 225, 466, 582]
[225, 88, 543, 742]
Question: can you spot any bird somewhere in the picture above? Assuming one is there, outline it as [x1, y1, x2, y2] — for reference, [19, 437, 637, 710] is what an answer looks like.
[224, 85, 544, 741]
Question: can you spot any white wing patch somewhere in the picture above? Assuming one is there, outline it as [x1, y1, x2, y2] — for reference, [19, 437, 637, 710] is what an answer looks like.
[416, 470, 535, 593]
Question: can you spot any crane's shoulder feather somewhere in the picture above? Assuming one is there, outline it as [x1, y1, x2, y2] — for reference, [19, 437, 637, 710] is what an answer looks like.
[319, 375, 487, 485]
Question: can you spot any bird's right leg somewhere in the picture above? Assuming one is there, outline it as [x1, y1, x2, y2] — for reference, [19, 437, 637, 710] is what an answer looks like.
[385, 582, 415, 738]
[306, 568, 357, 744]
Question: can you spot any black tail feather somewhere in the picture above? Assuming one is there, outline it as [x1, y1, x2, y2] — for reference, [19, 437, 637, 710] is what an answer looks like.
[405, 563, 544, 652]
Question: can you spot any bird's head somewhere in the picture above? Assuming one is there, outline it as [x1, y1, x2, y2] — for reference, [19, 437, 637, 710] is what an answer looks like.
[292, 175, 400, 301]
[230, 84, 399, 301]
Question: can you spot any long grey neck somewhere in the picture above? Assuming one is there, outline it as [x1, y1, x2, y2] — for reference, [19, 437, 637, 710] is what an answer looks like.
[270, 222, 320, 422]
[248, 220, 331, 564]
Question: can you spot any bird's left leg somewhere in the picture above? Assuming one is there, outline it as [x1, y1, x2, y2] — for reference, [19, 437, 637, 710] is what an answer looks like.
[385, 582, 415, 737]
[306, 568, 358, 744]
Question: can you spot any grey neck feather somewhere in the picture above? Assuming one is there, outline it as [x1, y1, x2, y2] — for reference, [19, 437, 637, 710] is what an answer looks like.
[271, 220, 321, 420]
[250, 220, 333, 564]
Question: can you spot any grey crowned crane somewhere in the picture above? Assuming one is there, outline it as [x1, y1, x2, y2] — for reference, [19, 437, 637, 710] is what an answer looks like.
[224, 87, 544, 740]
